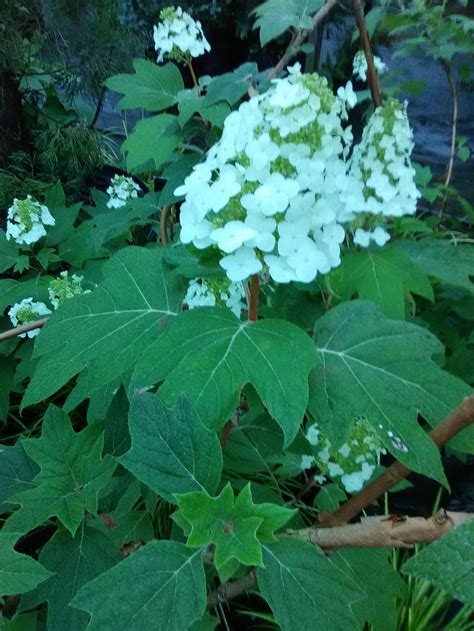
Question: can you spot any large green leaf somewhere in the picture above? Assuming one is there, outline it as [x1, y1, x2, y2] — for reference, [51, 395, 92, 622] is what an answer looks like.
[394, 238, 474, 294]
[5, 406, 115, 536]
[253, 0, 324, 46]
[21, 524, 120, 631]
[331, 247, 433, 319]
[23, 247, 183, 407]
[0, 533, 52, 596]
[175, 483, 295, 580]
[0, 230, 20, 273]
[203, 62, 259, 106]
[121, 393, 223, 502]
[309, 301, 473, 485]
[402, 520, 474, 607]
[333, 548, 405, 631]
[72, 540, 206, 630]
[122, 114, 181, 171]
[43, 182, 82, 248]
[105, 59, 184, 111]
[258, 538, 363, 630]
[0, 276, 52, 313]
[0, 441, 39, 511]
[131, 307, 317, 446]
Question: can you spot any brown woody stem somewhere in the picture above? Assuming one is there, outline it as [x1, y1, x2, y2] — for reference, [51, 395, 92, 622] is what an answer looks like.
[160, 205, 171, 246]
[0, 317, 49, 341]
[248, 274, 260, 321]
[268, 0, 338, 80]
[352, 0, 382, 108]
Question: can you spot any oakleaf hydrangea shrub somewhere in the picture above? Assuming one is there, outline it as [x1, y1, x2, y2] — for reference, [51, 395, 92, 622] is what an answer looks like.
[176, 66, 418, 283]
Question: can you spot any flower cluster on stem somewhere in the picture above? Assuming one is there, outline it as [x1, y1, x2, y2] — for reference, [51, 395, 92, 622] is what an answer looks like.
[6, 196, 55, 246]
[183, 277, 246, 318]
[8, 298, 51, 338]
[153, 6, 210, 64]
[106, 175, 140, 209]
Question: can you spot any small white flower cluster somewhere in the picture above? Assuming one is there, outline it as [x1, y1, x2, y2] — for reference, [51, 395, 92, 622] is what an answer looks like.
[176, 65, 360, 283]
[8, 298, 52, 338]
[184, 277, 246, 318]
[6, 196, 55, 246]
[48, 271, 87, 309]
[352, 50, 387, 83]
[347, 99, 420, 220]
[301, 418, 386, 494]
[353, 226, 390, 248]
[106, 175, 140, 209]
[153, 6, 210, 63]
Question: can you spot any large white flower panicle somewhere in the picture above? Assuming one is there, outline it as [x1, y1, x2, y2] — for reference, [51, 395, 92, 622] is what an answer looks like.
[345, 98, 420, 245]
[106, 175, 140, 209]
[8, 298, 52, 338]
[153, 6, 210, 63]
[184, 278, 246, 317]
[176, 64, 358, 283]
[301, 418, 387, 494]
[352, 50, 387, 83]
[6, 196, 55, 246]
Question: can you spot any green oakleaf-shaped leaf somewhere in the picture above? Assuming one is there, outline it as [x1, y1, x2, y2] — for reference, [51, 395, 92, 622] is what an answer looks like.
[20, 524, 120, 631]
[120, 393, 223, 502]
[258, 538, 363, 631]
[72, 540, 206, 631]
[203, 62, 259, 106]
[122, 114, 181, 171]
[0, 441, 39, 511]
[5, 406, 116, 536]
[131, 308, 317, 446]
[402, 520, 474, 607]
[309, 301, 473, 485]
[333, 549, 406, 631]
[43, 182, 82, 248]
[175, 483, 295, 580]
[0, 230, 20, 273]
[0, 533, 52, 596]
[23, 247, 183, 408]
[253, 0, 324, 46]
[332, 247, 433, 319]
[105, 59, 184, 111]
[394, 238, 474, 294]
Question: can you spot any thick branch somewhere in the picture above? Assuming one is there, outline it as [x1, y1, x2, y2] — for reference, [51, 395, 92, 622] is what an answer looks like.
[352, 0, 382, 107]
[206, 511, 473, 607]
[0, 317, 49, 341]
[289, 511, 474, 549]
[318, 395, 474, 527]
[268, 0, 338, 80]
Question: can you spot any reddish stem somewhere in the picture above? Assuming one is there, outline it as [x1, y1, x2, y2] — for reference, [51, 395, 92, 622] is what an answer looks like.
[248, 274, 260, 322]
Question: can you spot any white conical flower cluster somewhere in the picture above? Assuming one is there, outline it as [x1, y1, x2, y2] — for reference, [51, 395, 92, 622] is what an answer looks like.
[184, 277, 246, 318]
[346, 99, 420, 220]
[106, 175, 140, 209]
[8, 298, 52, 338]
[176, 66, 419, 283]
[153, 6, 210, 63]
[176, 64, 360, 283]
[6, 196, 55, 246]
[352, 50, 387, 82]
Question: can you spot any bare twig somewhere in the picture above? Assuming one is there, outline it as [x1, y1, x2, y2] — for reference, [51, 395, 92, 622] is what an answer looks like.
[206, 511, 474, 607]
[289, 511, 474, 549]
[0, 317, 49, 342]
[268, 0, 338, 80]
[440, 60, 458, 197]
[318, 395, 474, 527]
[352, 0, 382, 107]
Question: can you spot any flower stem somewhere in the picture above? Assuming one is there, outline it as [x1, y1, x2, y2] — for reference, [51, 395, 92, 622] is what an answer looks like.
[248, 274, 260, 322]
[185, 56, 199, 89]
